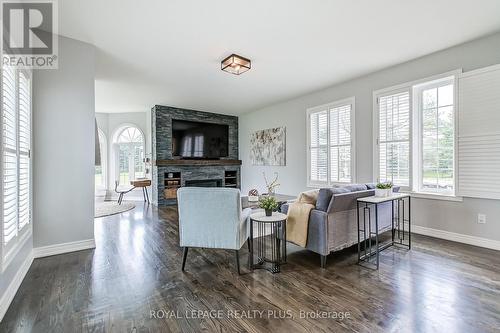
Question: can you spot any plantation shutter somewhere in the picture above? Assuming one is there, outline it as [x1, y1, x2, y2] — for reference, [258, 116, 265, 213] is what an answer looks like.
[457, 64, 500, 199]
[18, 72, 30, 230]
[2, 68, 31, 249]
[309, 109, 328, 183]
[309, 98, 354, 186]
[377, 91, 410, 186]
[2, 67, 18, 244]
[330, 104, 352, 183]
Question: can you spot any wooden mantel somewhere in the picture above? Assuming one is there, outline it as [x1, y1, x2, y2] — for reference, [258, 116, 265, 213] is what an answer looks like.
[155, 159, 242, 167]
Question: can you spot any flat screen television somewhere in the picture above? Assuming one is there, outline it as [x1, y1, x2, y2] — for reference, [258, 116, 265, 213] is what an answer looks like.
[172, 119, 229, 159]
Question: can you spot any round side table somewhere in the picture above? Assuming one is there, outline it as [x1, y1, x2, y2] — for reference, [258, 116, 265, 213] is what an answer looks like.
[249, 211, 287, 273]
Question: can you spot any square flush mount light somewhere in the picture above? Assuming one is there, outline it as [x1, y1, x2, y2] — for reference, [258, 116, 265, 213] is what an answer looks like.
[221, 54, 251, 75]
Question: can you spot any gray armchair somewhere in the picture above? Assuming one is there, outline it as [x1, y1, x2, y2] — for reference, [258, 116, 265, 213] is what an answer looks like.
[177, 187, 252, 274]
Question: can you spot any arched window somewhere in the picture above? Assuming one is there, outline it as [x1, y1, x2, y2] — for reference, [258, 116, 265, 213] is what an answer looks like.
[95, 129, 107, 189]
[114, 126, 145, 185]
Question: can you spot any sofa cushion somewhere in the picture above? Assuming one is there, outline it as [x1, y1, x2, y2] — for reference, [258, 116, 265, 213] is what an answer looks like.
[333, 187, 350, 194]
[328, 189, 375, 213]
[316, 189, 332, 212]
[343, 184, 368, 192]
[365, 183, 376, 189]
[316, 187, 350, 212]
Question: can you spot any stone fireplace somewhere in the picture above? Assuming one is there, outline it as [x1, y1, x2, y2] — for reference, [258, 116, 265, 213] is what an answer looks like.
[151, 105, 241, 206]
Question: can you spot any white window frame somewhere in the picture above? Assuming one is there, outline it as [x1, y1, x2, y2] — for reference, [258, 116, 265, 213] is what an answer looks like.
[307, 97, 356, 187]
[373, 69, 462, 200]
[1, 68, 33, 271]
[112, 124, 145, 187]
[413, 76, 458, 196]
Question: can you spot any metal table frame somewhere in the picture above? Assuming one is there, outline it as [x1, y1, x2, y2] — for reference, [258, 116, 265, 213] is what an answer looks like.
[249, 213, 287, 274]
[357, 194, 411, 269]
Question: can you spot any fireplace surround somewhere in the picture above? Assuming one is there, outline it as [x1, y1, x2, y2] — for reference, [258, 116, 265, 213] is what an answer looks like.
[151, 105, 241, 205]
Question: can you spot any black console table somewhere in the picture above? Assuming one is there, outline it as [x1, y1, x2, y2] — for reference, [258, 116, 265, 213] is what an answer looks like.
[357, 193, 411, 269]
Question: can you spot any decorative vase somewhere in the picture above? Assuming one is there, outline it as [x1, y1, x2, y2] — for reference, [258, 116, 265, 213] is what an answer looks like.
[265, 209, 272, 217]
[375, 188, 391, 197]
[248, 189, 259, 202]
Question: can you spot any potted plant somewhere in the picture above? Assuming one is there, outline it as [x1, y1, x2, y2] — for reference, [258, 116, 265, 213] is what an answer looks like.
[259, 196, 279, 216]
[375, 182, 393, 197]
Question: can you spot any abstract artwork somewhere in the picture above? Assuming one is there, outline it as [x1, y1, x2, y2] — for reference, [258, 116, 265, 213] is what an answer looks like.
[250, 127, 286, 166]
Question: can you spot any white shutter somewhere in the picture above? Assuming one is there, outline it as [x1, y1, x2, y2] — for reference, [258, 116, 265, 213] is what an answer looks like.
[18, 72, 30, 230]
[309, 110, 328, 183]
[1, 68, 31, 251]
[330, 103, 352, 183]
[458, 64, 500, 199]
[378, 91, 410, 186]
[308, 98, 354, 186]
[2, 67, 18, 244]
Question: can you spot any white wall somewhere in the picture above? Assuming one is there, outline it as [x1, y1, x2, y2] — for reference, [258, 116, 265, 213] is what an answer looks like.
[240, 32, 500, 243]
[95, 112, 151, 197]
[33, 35, 96, 248]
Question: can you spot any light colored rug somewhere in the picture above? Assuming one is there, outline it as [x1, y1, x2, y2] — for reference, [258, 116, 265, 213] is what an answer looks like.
[95, 201, 136, 218]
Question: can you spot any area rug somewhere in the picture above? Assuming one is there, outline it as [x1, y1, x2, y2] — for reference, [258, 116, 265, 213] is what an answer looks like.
[95, 201, 136, 218]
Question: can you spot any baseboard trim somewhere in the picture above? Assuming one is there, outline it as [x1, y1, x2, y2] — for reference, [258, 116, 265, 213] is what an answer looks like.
[409, 224, 500, 251]
[0, 252, 34, 322]
[33, 239, 96, 259]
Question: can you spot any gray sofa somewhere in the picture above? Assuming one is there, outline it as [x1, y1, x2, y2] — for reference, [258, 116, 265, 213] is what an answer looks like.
[281, 183, 399, 268]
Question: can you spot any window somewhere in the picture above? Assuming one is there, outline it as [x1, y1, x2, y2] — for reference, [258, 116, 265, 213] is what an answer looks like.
[2, 67, 32, 266]
[307, 97, 355, 186]
[114, 126, 144, 185]
[374, 72, 457, 196]
[95, 129, 107, 190]
[376, 90, 411, 187]
[414, 78, 455, 194]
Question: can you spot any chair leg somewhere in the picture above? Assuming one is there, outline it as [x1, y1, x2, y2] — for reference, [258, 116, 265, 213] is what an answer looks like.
[235, 250, 241, 275]
[182, 247, 189, 271]
[320, 254, 327, 269]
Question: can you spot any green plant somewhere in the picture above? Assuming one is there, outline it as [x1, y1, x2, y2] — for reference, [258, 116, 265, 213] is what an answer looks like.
[259, 196, 279, 211]
[376, 182, 393, 189]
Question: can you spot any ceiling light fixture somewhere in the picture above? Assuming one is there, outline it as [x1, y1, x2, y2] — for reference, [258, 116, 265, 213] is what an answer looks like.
[221, 54, 251, 75]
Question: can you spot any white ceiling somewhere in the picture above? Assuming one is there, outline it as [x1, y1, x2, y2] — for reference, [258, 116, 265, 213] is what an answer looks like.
[58, 0, 500, 115]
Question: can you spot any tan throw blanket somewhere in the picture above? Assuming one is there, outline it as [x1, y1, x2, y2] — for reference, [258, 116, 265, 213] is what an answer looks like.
[286, 189, 319, 247]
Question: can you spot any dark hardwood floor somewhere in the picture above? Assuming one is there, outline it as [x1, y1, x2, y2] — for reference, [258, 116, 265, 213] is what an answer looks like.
[1, 203, 499, 332]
